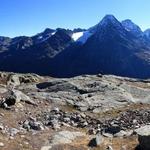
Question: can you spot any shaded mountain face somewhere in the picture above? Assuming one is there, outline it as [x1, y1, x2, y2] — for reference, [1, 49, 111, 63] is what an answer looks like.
[0, 15, 150, 78]
[51, 15, 150, 78]
[121, 19, 143, 37]
[144, 29, 150, 40]
[0, 28, 73, 74]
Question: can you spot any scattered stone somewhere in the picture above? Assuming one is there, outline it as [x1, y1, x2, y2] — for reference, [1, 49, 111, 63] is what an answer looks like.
[88, 134, 104, 147]
[29, 121, 44, 131]
[0, 87, 7, 94]
[0, 124, 4, 130]
[114, 130, 128, 137]
[24, 141, 29, 145]
[2, 103, 10, 109]
[21, 106, 150, 139]
[88, 128, 97, 135]
[121, 145, 127, 150]
[52, 107, 60, 113]
[105, 124, 121, 134]
[23, 120, 30, 130]
[41, 146, 52, 150]
[97, 74, 103, 77]
[125, 130, 134, 137]
[9, 136, 14, 140]
[0, 142, 4, 147]
[79, 107, 88, 112]
[9, 128, 20, 137]
[106, 145, 113, 150]
[0, 113, 4, 116]
[20, 135, 25, 138]
[23, 120, 44, 131]
[102, 133, 113, 138]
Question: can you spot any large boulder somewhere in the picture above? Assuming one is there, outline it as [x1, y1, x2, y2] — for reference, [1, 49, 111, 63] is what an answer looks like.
[105, 124, 121, 134]
[1, 90, 35, 106]
[7, 74, 20, 86]
[7, 73, 42, 86]
[88, 134, 104, 147]
[136, 125, 150, 150]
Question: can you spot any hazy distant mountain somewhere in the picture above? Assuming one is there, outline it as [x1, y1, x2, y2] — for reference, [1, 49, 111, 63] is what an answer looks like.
[0, 15, 150, 78]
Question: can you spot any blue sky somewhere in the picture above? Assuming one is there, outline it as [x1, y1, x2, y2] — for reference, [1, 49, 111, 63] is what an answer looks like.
[1, 0, 150, 37]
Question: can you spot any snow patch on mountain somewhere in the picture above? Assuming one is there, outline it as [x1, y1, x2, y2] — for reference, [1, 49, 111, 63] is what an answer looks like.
[72, 32, 84, 41]
[35, 31, 56, 43]
[51, 32, 56, 36]
[72, 31, 93, 44]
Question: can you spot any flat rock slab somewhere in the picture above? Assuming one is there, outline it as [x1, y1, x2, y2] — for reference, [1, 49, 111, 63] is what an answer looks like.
[50, 131, 85, 145]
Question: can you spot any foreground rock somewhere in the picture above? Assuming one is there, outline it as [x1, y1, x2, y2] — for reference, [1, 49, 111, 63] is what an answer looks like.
[7, 73, 42, 86]
[1, 89, 36, 107]
[136, 125, 150, 150]
[88, 134, 104, 147]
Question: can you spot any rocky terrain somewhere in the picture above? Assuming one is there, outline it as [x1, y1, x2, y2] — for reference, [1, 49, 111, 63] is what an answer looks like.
[0, 72, 150, 150]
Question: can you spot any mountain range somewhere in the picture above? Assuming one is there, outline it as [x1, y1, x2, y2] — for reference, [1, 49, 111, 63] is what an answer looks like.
[1, 15, 150, 78]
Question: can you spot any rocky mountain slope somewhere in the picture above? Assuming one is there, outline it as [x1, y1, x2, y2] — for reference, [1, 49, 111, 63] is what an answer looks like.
[1, 15, 150, 78]
[0, 72, 150, 149]
[52, 15, 150, 78]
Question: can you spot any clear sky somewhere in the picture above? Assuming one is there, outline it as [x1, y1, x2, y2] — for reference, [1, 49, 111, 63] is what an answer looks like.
[1, 0, 150, 37]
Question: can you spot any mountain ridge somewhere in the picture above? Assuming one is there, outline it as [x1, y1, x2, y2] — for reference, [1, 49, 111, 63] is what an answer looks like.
[0, 15, 150, 79]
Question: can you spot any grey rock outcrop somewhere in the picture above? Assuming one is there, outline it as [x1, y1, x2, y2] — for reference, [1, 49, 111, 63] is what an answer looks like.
[5, 72, 42, 87]
[136, 125, 150, 150]
[1, 89, 35, 107]
[34, 75, 150, 112]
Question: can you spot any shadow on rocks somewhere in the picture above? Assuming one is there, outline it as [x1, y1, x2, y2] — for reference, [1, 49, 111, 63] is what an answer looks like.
[88, 138, 97, 147]
[135, 145, 141, 150]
